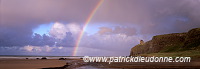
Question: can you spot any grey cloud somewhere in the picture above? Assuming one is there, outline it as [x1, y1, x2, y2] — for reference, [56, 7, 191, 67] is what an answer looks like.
[78, 34, 143, 55]
[98, 26, 137, 36]
[113, 26, 137, 36]
[98, 27, 112, 35]
[1, 0, 200, 56]
[0, 27, 74, 47]
[93, 0, 200, 34]
[0, 26, 32, 46]
[1, 0, 99, 25]
[1, 0, 97, 47]
[0, 46, 73, 56]
[30, 32, 74, 47]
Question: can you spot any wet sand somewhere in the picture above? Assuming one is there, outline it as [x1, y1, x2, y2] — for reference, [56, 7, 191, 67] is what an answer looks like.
[88, 61, 200, 69]
[74, 59, 200, 69]
[0, 59, 66, 69]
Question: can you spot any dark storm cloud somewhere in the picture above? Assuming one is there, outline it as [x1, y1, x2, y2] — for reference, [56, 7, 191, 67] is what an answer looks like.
[93, 0, 200, 34]
[1, 0, 200, 34]
[30, 32, 74, 47]
[140, 0, 200, 34]
[0, 28, 74, 47]
[0, 26, 32, 46]
[1, 0, 98, 24]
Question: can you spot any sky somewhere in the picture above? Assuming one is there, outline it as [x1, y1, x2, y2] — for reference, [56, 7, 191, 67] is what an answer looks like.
[0, 0, 200, 56]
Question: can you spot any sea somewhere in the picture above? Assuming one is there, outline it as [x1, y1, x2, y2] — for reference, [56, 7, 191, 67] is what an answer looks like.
[0, 55, 83, 59]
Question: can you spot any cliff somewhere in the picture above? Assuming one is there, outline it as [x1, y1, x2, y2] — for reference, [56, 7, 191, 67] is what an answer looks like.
[130, 28, 200, 56]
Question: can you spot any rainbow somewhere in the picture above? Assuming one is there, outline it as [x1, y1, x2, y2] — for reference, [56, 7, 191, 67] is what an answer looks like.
[72, 0, 104, 56]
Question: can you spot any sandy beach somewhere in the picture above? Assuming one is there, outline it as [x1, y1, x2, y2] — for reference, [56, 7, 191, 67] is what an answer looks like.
[0, 59, 66, 69]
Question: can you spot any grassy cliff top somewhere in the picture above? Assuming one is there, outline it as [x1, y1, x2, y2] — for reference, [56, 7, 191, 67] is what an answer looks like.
[130, 28, 200, 58]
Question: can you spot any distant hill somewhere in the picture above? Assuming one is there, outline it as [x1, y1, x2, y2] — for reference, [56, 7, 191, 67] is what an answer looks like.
[130, 28, 200, 56]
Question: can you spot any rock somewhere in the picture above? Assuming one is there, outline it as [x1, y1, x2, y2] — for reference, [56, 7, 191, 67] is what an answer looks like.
[41, 57, 47, 59]
[184, 28, 200, 48]
[59, 58, 65, 60]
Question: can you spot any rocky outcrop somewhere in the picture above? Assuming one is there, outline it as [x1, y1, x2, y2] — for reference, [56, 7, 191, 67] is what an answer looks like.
[184, 28, 200, 48]
[130, 28, 200, 56]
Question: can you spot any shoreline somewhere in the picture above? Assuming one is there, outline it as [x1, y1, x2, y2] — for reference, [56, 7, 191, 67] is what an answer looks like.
[0, 59, 66, 69]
